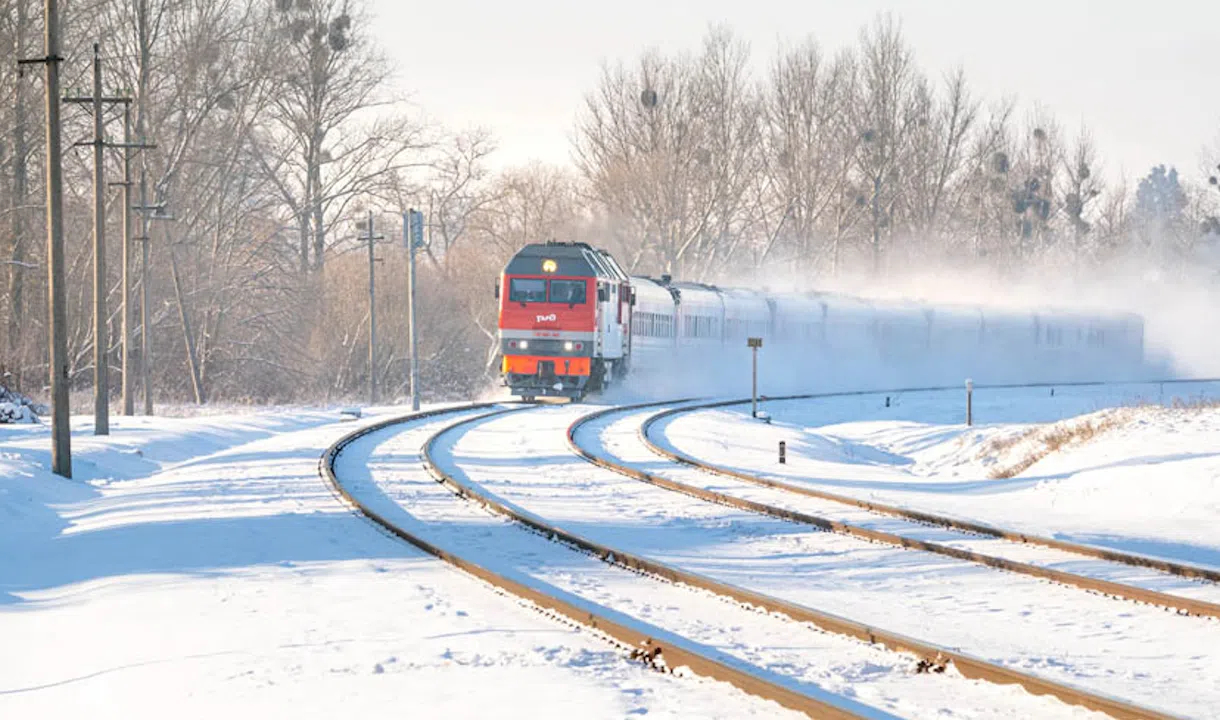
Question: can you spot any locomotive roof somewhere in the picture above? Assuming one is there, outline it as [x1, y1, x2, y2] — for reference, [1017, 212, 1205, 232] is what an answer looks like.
[505, 242, 629, 280]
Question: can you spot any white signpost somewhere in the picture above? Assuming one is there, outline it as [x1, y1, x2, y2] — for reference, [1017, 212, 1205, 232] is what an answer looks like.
[748, 337, 763, 418]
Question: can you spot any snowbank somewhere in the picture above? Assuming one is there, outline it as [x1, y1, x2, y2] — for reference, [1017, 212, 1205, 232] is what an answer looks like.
[0, 385, 44, 424]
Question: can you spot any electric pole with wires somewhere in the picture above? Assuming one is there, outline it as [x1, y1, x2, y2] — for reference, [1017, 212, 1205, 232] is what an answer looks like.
[64, 43, 150, 434]
[358, 211, 384, 405]
[17, 0, 71, 476]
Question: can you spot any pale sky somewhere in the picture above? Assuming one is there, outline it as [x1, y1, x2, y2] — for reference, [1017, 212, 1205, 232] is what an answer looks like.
[369, 0, 1219, 184]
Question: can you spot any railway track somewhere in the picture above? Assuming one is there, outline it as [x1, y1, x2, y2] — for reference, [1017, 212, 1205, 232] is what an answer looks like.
[322, 403, 872, 719]
[642, 383, 1220, 584]
[327, 401, 1203, 719]
[567, 392, 1220, 620]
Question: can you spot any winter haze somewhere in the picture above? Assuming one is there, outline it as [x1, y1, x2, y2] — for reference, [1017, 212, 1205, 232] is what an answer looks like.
[1, 0, 1218, 401]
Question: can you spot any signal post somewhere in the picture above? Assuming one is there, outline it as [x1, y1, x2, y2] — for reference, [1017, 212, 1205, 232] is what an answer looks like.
[748, 337, 763, 418]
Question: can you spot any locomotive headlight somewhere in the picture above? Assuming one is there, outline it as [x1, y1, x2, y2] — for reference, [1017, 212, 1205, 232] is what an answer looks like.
[564, 341, 574, 351]
[518, 340, 528, 350]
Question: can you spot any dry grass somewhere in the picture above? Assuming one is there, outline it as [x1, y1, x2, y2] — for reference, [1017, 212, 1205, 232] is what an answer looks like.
[980, 431, 1027, 458]
[987, 410, 1132, 480]
[1164, 396, 1220, 411]
[982, 394, 1220, 480]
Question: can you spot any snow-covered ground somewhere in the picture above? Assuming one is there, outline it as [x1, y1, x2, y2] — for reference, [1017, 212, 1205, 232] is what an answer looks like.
[654, 381, 1220, 570]
[452, 403, 1220, 717]
[2, 408, 807, 718]
[4, 381, 1217, 718]
[357, 406, 1101, 718]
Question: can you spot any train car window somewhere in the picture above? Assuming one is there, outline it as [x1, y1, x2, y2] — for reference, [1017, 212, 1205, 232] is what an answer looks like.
[509, 278, 547, 303]
[549, 279, 587, 305]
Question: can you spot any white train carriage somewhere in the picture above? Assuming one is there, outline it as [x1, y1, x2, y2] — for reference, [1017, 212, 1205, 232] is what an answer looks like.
[869, 301, 935, 363]
[674, 282, 725, 350]
[720, 288, 772, 343]
[628, 276, 678, 371]
[927, 306, 987, 362]
[820, 294, 880, 359]
[770, 293, 827, 345]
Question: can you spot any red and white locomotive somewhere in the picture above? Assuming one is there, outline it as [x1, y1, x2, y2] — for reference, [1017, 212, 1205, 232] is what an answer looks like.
[497, 242, 1146, 401]
[497, 242, 633, 400]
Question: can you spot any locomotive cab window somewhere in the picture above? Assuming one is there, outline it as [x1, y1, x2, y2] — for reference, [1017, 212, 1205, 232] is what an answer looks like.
[549, 279, 587, 305]
[509, 278, 548, 303]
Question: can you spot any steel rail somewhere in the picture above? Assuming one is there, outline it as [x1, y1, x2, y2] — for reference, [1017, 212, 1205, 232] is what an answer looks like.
[567, 400, 1220, 619]
[634, 381, 1220, 586]
[320, 403, 870, 720]
[425, 405, 1173, 720]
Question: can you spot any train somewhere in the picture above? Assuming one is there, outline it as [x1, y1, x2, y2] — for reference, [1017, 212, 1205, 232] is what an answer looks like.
[496, 241, 1145, 401]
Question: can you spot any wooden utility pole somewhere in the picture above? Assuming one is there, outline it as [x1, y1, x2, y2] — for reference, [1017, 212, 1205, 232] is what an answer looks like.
[18, 0, 72, 476]
[119, 105, 134, 415]
[361, 211, 383, 405]
[66, 44, 147, 432]
[137, 0, 153, 416]
[90, 44, 108, 434]
[97, 99, 153, 417]
[136, 171, 153, 415]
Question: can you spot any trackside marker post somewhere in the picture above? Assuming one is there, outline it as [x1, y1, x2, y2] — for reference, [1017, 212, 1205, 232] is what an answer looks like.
[748, 337, 763, 418]
[966, 378, 974, 427]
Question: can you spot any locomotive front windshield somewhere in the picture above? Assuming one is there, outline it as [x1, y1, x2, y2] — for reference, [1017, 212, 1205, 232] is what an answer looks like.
[549, 280, 587, 304]
[508, 278, 587, 304]
[509, 278, 548, 303]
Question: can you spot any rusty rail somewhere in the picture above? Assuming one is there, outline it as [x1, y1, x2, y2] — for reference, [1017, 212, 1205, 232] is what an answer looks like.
[636, 386, 1220, 586]
[421, 406, 1174, 720]
[320, 403, 872, 720]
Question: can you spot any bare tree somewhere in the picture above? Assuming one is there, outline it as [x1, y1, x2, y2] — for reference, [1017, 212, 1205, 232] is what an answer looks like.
[420, 128, 496, 274]
[898, 67, 978, 246]
[1, 0, 36, 389]
[575, 27, 760, 277]
[1060, 129, 1104, 268]
[259, 0, 421, 272]
[756, 41, 859, 270]
[853, 14, 920, 275]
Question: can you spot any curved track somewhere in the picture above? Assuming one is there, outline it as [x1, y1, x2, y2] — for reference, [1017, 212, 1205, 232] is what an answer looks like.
[326, 402, 1192, 719]
[567, 395, 1220, 619]
[319, 385, 1220, 719]
[322, 403, 871, 720]
[641, 384, 1220, 585]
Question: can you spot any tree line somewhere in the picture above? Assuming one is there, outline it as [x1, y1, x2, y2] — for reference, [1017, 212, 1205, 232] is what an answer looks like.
[1, 6, 1216, 406]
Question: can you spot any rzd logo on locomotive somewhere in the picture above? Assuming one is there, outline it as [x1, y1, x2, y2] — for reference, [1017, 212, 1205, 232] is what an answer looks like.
[536, 314, 557, 323]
